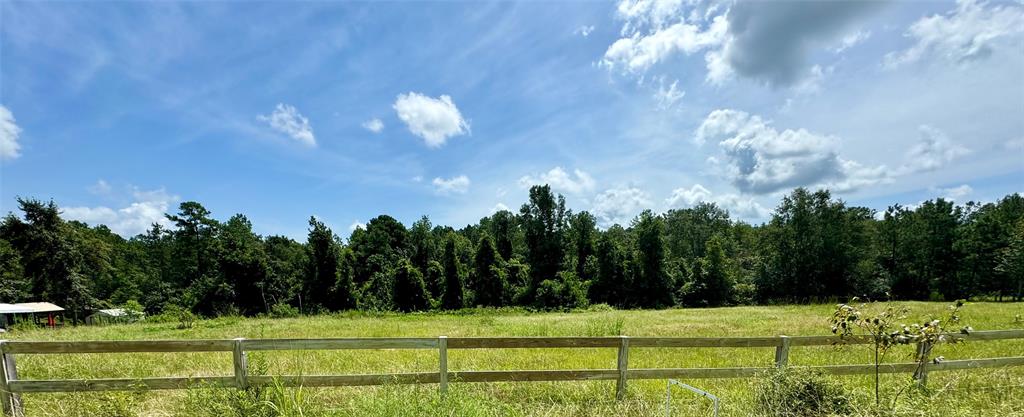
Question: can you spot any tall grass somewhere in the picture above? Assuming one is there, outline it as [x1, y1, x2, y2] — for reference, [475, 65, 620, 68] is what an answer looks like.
[6, 302, 1024, 416]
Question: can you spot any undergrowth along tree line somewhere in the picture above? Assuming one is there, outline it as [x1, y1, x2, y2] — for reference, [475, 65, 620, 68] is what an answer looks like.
[1, 186, 1022, 320]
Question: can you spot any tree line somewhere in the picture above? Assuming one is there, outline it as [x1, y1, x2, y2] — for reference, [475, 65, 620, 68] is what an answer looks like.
[1, 186, 1022, 321]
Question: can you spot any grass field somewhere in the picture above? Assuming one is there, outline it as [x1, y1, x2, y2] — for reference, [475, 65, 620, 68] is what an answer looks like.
[4, 302, 1024, 416]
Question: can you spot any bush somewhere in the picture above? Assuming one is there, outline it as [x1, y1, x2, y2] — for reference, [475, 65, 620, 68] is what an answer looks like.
[269, 303, 300, 318]
[754, 368, 851, 416]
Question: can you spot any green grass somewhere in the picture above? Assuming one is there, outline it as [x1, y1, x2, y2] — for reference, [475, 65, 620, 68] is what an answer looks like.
[4, 302, 1024, 416]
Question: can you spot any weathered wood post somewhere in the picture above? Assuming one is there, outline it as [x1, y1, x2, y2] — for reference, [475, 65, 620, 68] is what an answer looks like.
[0, 341, 23, 417]
[438, 336, 448, 396]
[774, 335, 791, 368]
[615, 335, 629, 401]
[232, 338, 248, 390]
[913, 340, 930, 389]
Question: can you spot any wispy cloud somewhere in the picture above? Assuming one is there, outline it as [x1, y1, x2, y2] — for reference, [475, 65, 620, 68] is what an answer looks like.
[433, 175, 471, 195]
[0, 105, 22, 160]
[258, 103, 316, 147]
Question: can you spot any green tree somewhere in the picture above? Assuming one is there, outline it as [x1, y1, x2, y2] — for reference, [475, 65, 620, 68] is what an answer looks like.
[632, 210, 673, 307]
[392, 259, 431, 312]
[568, 211, 597, 281]
[472, 235, 506, 306]
[304, 217, 353, 312]
[219, 214, 271, 315]
[441, 233, 465, 309]
[489, 209, 517, 261]
[520, 185, 568, 301]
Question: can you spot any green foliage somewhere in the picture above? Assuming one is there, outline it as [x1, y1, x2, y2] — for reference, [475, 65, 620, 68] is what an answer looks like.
[269, 303, 300, 318]
[754, 367, 851, 416]
[392, 259, 431, 312]
[1, 184, 1021, 319]
[441, 233, 465, 309]
[535, 271, 588, 310]
[830, 299, 970, 406]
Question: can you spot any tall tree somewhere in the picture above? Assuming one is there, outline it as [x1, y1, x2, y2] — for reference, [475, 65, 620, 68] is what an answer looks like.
[441, 233, 465, 309]
[219, 214, 270, 315]
[490, 210, 517, 261]
[632, 210, 673, 308]
[520, 185, 568, 301]
[568, 211, 597, 281]
[392, 259, 431, 312]
[304, 216, 353, 312]
[472, 235, 505, 306]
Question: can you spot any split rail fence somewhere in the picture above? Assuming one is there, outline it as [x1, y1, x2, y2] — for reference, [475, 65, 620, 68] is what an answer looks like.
[2, 329, 1023, 416]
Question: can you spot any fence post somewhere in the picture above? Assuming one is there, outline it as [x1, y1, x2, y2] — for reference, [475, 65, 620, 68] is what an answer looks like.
[438, 336, 448, 396]
[233, 338, 248, 390]
[616, 336, 629, 401]
[774, 335, 791, 368]
[0, 341, 22, 417]
[913, 341, 930, 389]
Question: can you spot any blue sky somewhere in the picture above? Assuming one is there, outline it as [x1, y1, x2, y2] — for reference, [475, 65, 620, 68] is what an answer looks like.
[1, 0, 1022, 240]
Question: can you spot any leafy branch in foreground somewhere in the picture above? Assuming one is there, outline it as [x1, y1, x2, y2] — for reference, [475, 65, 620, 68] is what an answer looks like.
[829, 298, 971, 407]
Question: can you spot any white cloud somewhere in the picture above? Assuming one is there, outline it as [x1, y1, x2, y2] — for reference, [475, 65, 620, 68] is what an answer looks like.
[665, 184, 770, 221]
[412, 175, 424, 183]
[518, 167, 596, 195]
[695, 109, 889, 194]
[602, 16, 727, 75]
[934, 184, 973, 201]
[88, 179, 112, 195]
[830, 30, 871, 54]
[592, 186, 653, 227]
[432, 175, 471, 195]
[0, 105, 22, 160]
[62, 186, 179, 237]
[665, 184, 712, 207]
[574, 25, 596, 37]
[654, 78, 685, 109]
[393, 92, 470, 147]
[258, 103, 316, 147]
[490, 203, 510, 214]
[899, 125, 971, 174]
[603, 0, 883, 88]
[885, 0, 1024, 67]
[349, 221, 365, 232]
[361, 118, 384, 133]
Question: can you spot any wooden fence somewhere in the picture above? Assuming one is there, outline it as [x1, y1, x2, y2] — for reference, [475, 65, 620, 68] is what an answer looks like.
[1, 329, 1023, 416]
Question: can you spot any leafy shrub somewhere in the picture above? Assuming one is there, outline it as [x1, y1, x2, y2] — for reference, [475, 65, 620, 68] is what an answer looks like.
[755, 367, 851, 416]
[269, 303, 300, 318]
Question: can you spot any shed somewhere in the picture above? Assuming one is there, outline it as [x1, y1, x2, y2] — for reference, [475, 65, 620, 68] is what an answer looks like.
[0, 302, 65, 329]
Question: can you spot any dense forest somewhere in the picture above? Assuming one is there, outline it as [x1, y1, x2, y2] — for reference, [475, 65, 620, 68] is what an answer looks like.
[1, 185, 1022, 322]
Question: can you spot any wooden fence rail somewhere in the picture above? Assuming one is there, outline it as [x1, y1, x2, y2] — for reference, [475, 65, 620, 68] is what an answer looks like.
[1, 329, 1023, 416]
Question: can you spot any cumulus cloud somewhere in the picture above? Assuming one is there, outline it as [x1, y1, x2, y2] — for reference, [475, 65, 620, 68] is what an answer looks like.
[885, 0, 1024, 67]
[602, 15, 727, 74]
[1, 105, 22, 160]
[665, 184, 770, 221]
[349, 221, 365, 231]
[491, 203, 510, 214]
[720, 0, 883, 87]
[258, 103, 316, 147]
[393, 92, 470, 147]
[665, 184, 713, 207]
[899, 125, 970, 174]
[62, 186, 179, 237]
[696, 109, 889, 194]
[934, 184, 973, 201]
[592, 186, 653, 227]
[603, 0, 883, 88]
[362, 118, 384, 133]
[432, 175, 471, 195]
[518, 167, 597, 195]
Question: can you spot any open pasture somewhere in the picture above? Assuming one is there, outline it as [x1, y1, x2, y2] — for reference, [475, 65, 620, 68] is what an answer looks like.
[3, 302, 1024, 416]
